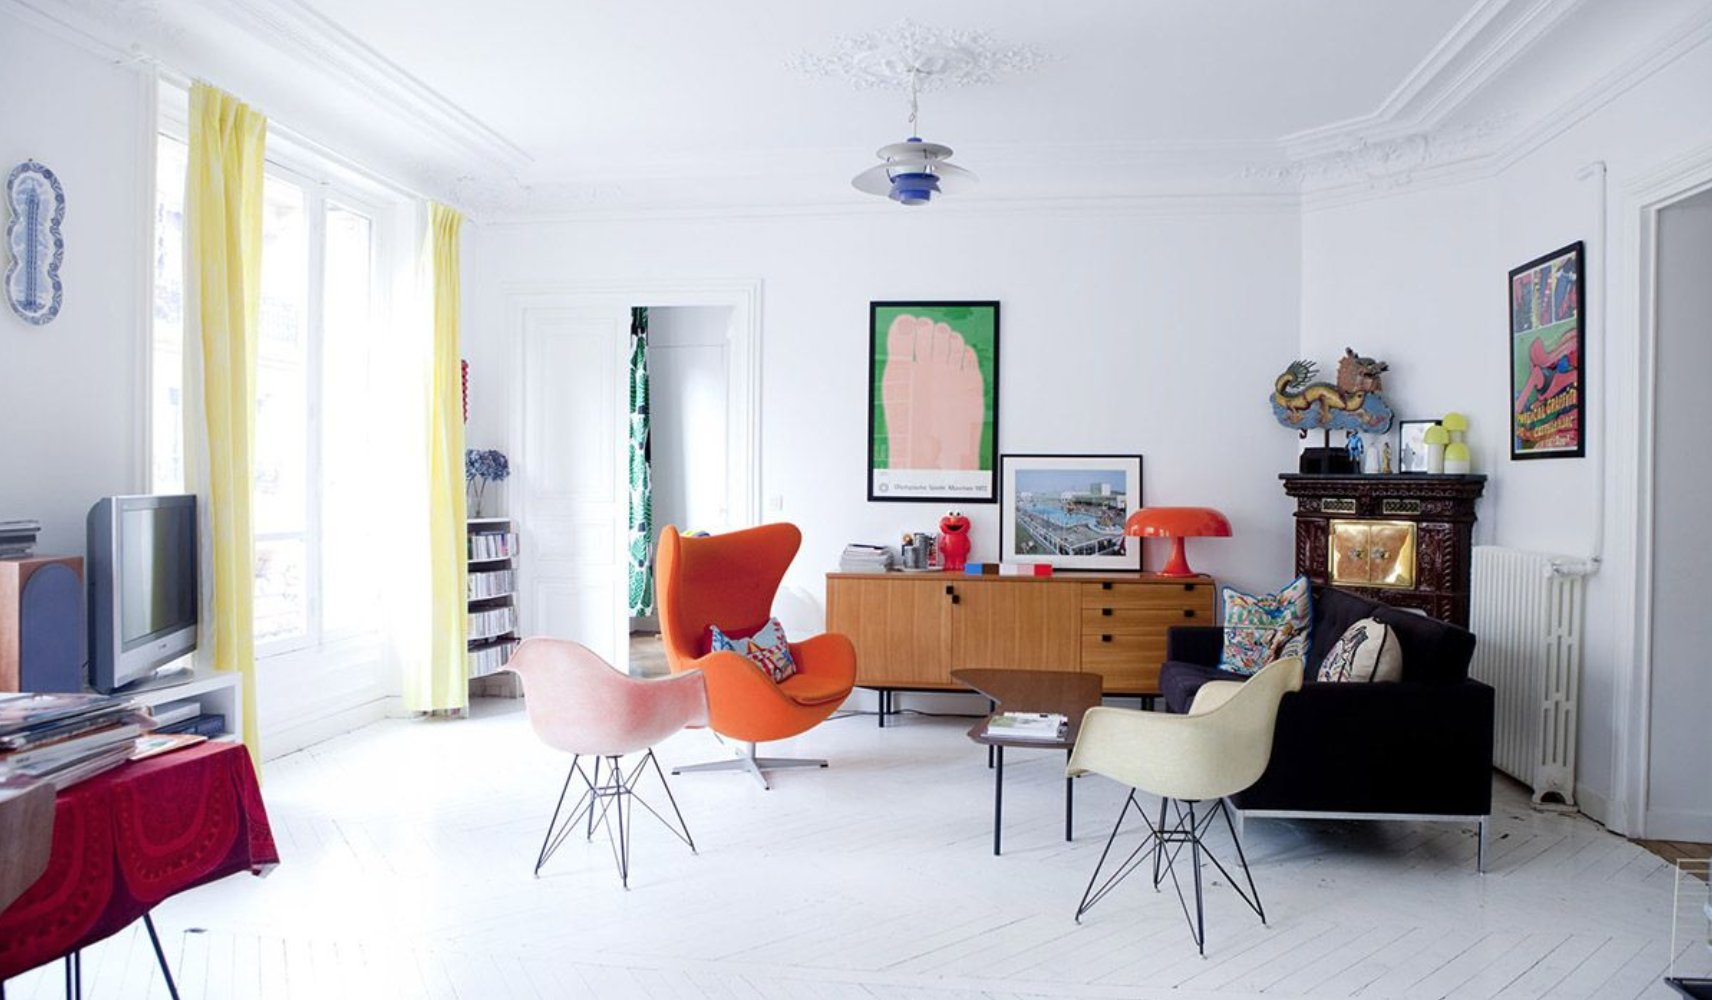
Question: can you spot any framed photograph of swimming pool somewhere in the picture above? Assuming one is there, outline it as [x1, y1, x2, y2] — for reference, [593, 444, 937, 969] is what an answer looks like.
[868, 301, 1001, 503]
[1509, 241, 1585, 460]
[998, 454, 1143, 571]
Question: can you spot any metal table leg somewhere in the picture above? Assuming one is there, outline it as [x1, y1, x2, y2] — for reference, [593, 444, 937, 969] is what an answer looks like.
[143, 912, 180, 1000]
[993, 746, 1004, 856]
[1066, 748, 1074, 841]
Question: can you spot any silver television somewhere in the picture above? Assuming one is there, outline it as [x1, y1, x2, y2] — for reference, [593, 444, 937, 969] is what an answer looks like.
[87, 494, 199, 692]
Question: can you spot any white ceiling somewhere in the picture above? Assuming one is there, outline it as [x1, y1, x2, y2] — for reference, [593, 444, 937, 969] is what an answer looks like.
[288, 0, 1474, 162]
[22, 0, 1712, 214]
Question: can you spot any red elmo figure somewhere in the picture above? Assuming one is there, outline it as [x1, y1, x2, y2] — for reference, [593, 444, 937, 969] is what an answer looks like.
[939, 512, 972, 572]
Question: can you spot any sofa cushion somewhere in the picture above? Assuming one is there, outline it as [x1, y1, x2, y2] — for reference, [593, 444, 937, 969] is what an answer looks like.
[1305, 588, 1476, 683]
[1160, 660, 1251, 715]
[1219, 576, 1312, 674]
[1317, 617, 1403, 683]
[777, 665, 850, 706]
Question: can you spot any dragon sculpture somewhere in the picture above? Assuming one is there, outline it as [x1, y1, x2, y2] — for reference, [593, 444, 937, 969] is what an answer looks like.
[1271, 348, 1395, 435]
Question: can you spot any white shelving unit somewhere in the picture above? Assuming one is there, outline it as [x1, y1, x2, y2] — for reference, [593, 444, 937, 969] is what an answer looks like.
[467, 517, 521, 694]
[125, 667, 243, 742]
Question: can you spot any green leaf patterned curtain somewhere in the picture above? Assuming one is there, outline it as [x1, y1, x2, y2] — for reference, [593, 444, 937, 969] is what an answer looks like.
[627, 307, 654, 617]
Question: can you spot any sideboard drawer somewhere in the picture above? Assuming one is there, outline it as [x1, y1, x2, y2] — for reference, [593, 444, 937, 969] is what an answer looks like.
[1081, 605, 1205, 631]
[1081, 631, 1169, 693]
[1079, 582, 1210, 610]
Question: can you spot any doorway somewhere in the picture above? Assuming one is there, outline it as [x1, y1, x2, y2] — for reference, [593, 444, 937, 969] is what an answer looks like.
[630, 304, 738, 674]
[507, 281, 760, 680]
[1645, 188, 1712, 842]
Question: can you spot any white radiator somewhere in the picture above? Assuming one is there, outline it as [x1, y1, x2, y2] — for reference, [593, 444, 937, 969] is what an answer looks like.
[1468, 546, 1593, 805]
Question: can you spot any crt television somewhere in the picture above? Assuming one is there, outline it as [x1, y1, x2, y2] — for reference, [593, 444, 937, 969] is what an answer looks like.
[87, 494, 199, 692]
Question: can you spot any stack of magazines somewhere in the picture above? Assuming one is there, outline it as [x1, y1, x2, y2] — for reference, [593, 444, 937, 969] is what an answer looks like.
[0, 519, 39, 559]
[0, 692, 153, 793]
[983, 712, 1068, 741]
[839, 544, 893, 573]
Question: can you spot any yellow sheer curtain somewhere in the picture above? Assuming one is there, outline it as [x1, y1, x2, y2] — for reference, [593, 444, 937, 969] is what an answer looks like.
[409, 203, 469, 712]
[184, 83, 265, 764]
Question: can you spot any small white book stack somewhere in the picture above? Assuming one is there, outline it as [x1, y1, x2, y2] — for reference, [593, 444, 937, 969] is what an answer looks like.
[983, 712, 1067, 741]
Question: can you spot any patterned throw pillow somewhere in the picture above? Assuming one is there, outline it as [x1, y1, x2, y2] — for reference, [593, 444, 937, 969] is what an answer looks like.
[1219, 576, 1312, 675]
[1317, 617, 1403, 683]
[708, 617, 798, 683]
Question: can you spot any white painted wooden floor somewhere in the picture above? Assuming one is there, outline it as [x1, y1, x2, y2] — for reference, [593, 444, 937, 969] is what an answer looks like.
[6, 700, 1708, 999]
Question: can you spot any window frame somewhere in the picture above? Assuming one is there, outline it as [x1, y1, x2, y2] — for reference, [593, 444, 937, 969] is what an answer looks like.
[151, 100, 394, 664]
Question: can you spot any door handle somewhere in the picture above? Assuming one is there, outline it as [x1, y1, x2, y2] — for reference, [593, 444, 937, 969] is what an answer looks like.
[951, 595, 960, 605]
[945, 585, 954, 595]
[1101, 608, 1113, 617]
[1183, 609, 1196, 618]
[1101, 634, 1112, 643]
[1101, 582, 1113, 591]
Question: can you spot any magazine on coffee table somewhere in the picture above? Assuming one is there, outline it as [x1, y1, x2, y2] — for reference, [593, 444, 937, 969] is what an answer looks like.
[983, 712, 1067, 741]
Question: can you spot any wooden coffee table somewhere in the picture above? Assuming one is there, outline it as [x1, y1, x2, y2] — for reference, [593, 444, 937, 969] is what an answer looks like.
[951, 669, 1104, 856]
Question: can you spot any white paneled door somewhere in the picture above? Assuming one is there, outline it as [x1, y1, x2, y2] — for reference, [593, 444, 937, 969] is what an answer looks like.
[516, 302, 631, 673]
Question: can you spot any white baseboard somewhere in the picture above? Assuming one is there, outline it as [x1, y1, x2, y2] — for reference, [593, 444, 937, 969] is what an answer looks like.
[263, 697, 390, 760]
[1644, 808, 1712, 843]
[1575, 781, 1614, 830]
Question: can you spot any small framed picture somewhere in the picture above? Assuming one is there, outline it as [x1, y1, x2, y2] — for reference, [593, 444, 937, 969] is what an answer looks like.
[1396, 420, 1438, 473]
[999, 454, 1143, 571]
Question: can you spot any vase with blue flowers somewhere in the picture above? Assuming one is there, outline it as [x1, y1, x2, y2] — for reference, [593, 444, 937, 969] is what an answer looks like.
[465, 448, 510, 517]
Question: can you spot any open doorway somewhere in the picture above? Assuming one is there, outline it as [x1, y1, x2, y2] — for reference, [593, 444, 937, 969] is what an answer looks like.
[629, 303, 740, 677]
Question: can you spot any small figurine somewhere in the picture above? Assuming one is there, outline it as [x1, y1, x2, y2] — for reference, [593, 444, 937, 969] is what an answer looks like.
[938, 512, 972, 572]
[1380, 442, 1394, 475]
[1345, 431, 1364, 470]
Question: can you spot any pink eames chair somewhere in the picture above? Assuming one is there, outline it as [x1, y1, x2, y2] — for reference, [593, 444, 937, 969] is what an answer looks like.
[504, 638, 709, 887]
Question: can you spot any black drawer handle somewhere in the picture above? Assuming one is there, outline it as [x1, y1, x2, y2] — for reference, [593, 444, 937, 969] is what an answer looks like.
[945, 585, 954, 595]
[1183, 609, 1196, 618]
[1101, 608, 1113, 617]
[951, 595, 960, 605]
[1182, 583, 1197, 592]
[1101, 582, 1113, 591]
[1101, 634, 1112, 643]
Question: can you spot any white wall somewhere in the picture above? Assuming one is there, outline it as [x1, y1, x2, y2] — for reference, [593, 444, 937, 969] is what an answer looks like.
[1300, 37, 1712, 831]
[467, 207, 1304, 635]
[647, 305, 734, 540]
[0, 12, 150, 556]
[1647, 191, 1712, 841]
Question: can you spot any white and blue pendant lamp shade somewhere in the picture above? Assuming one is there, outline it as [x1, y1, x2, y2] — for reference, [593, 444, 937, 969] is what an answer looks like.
[852, 138, 976, 206]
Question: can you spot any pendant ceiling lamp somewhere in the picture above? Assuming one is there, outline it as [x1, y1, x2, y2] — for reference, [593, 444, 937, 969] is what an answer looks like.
[852, 68, 976, 206]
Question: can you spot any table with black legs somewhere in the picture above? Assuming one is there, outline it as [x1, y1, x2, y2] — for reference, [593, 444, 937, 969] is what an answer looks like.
[951, 669, 1104, 856]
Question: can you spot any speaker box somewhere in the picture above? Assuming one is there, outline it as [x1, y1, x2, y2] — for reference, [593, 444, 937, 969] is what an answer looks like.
[0, 556, 85, 693]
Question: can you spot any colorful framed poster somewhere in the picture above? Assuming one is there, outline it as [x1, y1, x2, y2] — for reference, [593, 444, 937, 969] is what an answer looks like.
[868, 301, 1000, 502]
[998, 454, 1143, 571]
[1510, 242, 1585, 460]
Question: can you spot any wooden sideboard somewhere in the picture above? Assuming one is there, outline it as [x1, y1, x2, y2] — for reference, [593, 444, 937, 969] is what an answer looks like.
[824, 572, 1215, 696]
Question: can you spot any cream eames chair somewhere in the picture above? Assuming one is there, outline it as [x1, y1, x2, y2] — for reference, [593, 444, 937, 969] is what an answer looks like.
[1067, 657, 1304, 954]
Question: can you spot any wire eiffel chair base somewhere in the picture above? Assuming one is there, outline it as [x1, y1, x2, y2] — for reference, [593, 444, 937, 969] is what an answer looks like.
[1074, 792, 1265, 955]
[534, 750, 695, 888]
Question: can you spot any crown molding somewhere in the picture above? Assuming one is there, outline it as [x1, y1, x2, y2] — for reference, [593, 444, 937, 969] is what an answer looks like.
[1283, 0, 1587, 159]
[210, 0, 530, 169]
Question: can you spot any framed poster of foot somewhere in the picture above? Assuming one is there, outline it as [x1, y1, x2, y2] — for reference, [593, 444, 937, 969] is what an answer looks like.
[868, 301, 1000, 502]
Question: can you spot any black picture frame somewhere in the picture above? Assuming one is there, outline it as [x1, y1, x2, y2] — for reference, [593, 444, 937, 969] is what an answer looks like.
[1509, 241, 1586, 460]
[867, 301, 1001, 503]
[998, 453, 1144, 572]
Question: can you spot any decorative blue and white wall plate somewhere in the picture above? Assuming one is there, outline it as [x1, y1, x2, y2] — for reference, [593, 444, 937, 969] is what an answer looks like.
[6, 160, 66, 325]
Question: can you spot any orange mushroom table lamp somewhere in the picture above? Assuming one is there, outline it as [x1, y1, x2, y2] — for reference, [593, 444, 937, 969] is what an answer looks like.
[1124, 507, 1232, 578]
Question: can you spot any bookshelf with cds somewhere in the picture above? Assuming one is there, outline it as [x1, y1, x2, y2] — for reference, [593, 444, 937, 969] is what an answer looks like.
[467, 517, 520, 683]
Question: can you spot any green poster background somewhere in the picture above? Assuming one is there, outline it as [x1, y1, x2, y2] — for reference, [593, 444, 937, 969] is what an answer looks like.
[870, 303, 997, 472]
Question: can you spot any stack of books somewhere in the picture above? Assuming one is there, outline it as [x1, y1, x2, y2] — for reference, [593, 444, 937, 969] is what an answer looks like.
[0, 519, 40, 559]
[983, 712, 1068, 741]
[0, 692, 153, 792]
[840, 544, 894, 573]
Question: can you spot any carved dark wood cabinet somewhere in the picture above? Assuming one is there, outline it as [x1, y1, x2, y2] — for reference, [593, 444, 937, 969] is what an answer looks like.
[1280, 473, 1487, 627]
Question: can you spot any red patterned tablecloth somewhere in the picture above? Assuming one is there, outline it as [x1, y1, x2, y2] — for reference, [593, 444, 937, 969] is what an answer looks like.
[0, 741, 278, 977]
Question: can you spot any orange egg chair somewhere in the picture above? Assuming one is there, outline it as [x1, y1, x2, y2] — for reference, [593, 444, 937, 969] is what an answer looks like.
[656, 523, 857, 788]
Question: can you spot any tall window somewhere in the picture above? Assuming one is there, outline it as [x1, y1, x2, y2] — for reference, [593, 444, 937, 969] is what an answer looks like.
[152, 133, 384, 654]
